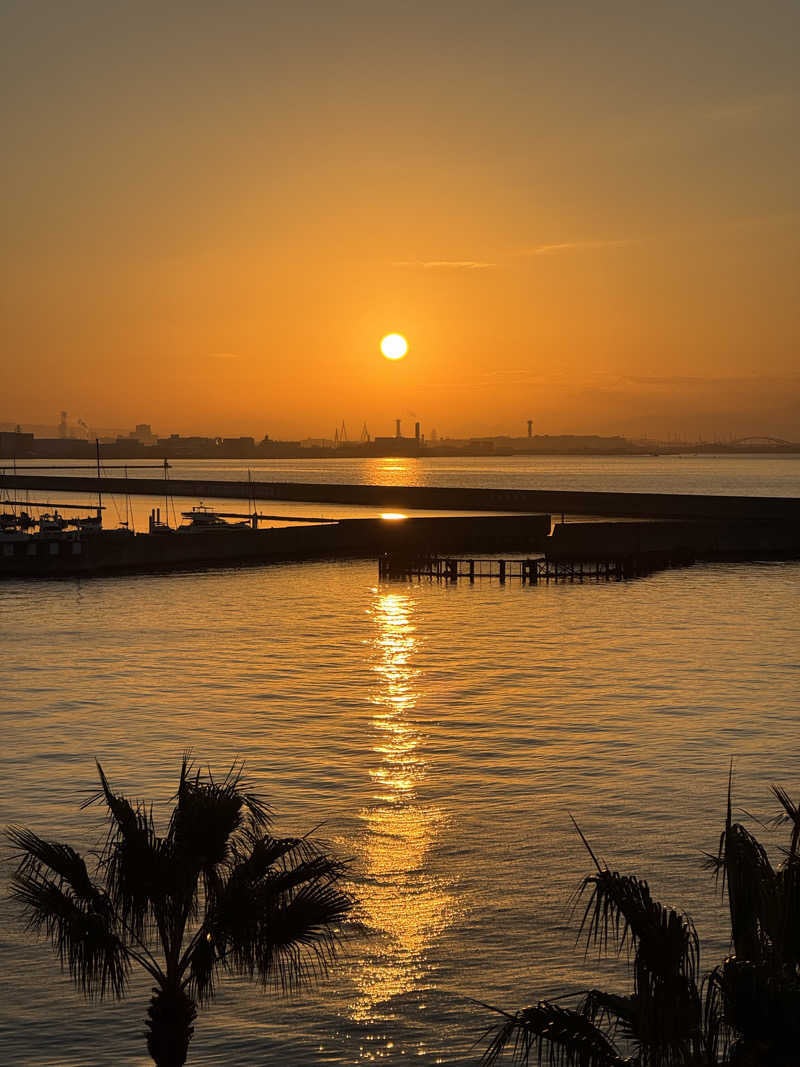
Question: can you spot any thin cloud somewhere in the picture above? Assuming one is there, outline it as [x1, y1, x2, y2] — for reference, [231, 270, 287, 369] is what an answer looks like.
[522, 239, 638, 257]
[208, 352, 241, 360]
[705, 92, 793, 123]
[391, 259, 496, 270]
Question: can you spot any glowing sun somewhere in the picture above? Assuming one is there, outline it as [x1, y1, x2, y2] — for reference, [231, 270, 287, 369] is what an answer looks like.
[380, 333, 408, 360]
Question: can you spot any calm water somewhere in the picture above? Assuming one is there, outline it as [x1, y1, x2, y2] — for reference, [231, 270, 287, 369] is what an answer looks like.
[2, 457, 799, 1065]
[7, 451, 800, 497]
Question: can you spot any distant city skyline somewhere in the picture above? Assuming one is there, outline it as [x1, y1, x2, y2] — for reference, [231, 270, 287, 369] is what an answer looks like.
[2, 406, 798, 449]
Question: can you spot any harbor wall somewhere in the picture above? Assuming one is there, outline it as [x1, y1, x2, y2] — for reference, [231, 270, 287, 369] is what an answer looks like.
[3, 474, 800, 520]
[546, 519, 800, 561]
[1, 514, 552, 578]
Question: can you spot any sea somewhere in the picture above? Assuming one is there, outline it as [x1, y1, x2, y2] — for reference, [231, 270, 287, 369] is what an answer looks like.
[1, 454, 799, 1066]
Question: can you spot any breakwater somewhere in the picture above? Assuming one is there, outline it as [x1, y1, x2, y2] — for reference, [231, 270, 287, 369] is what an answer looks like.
[0, 514, 552, 579]
[546, 519, 800, 561]
[4, 474, 800, 520]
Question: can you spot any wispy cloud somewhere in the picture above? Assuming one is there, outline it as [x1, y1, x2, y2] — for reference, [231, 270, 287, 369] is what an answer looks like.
[208, 352, 241, 360]
[522, 239, 638, 257]
[391, 259, 496, 270]
[391, 242, 637, 270]
[705, 92, 793, 124]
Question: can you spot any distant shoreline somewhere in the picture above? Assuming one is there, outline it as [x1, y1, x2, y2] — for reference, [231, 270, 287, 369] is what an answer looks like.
[3, 446, 800, 463]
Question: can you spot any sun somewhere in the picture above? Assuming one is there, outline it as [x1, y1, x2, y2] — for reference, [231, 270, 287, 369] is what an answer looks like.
[380, 333, 408, 360]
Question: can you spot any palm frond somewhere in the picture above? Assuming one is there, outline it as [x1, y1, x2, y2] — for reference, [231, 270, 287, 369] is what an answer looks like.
[480, 1001, 629, 1067]
[775, 859, 800, 966]
[577, 869, 699, 985]
[8, 826, 108, 911]
[201, 859, 353, 996]
[183, 929, 218, 1003]
[582, 988, 636, 1037]
[705, 955, 800, 1060]
[10, 868, 129, 999]
[575, 868, 704, 1062]
[771, 785, 800, 861]
[168, 758, 272, 881]
[87, 761, 169, 938]
[715, 820, 776, 962]
[703, 962, 733, 1065]
[228, 832, 322, 878]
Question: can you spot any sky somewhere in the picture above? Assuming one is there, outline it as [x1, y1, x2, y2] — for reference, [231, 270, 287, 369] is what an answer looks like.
[2, 0, 799, 440]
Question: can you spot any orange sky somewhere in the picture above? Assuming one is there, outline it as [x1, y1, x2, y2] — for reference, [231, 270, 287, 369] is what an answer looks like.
[2, 2, 799, 439]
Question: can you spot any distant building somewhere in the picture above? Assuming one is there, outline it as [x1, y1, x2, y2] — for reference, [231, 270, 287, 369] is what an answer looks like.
[25, 437, 94, 458]
[219, 437, 256, 457]
[299, 438, 334, 449]
[372, 436, 422, 456]
[130, 423, 156, 444]
[0, 431, 35, 457]
[155, 435, 217, 456]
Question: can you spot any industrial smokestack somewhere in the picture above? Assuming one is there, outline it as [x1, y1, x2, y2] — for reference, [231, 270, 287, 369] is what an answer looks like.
[527, 419, 533, 438]
[395, 418, 401, 438]
[415, 421, 420, 442]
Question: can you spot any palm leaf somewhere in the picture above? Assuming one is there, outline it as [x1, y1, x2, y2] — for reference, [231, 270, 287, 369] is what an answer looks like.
[577, 869, 699, 986]
[200, 855, 353, 996]
[8, 826, 109, 912]
[480, 1001, 629, 1067]
[714, 820, 776, 962]
[87, 761, 169, 938]
[582, 988, 636, 1039]
[10, 869, 129, 999]
[772, 785, 800, 861]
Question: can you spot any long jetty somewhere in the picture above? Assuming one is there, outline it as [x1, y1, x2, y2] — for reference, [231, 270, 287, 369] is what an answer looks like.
[379, 555, 679, 583]
[3, 474, 800, 520]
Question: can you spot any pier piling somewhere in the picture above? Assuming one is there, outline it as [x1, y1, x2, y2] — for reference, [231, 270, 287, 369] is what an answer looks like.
[378, 552, 693, 584]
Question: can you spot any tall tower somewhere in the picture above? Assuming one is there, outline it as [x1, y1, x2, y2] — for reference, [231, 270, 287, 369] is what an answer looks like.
[527, 419, 533, 438]
[59, 411, 68, 439]
[395, 418, 401, 438]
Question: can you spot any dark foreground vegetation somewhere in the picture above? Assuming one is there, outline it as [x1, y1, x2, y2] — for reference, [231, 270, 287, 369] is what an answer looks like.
[481, 775, 800, 1066]
[9, 762, 800, 1066]
[7, 757, 352, 1067]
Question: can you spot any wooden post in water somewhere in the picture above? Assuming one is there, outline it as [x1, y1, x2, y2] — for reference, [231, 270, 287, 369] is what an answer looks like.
[499, 559, 506, 584]
[469, 559, 475, 583]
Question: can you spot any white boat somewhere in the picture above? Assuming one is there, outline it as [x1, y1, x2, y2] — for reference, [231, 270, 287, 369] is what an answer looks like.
[177, 504, 250, 532]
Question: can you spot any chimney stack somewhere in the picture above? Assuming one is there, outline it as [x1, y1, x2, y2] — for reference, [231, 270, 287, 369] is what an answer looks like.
[527, 419, 533, 438]
[415, 421, 420, 442]
[395, 418, 401, 438]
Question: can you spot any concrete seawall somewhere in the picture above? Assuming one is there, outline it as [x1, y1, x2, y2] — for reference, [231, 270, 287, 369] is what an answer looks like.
[3, 474, 800, 520]
[547, 519, 800, 561]
[1, 514, 552, 579]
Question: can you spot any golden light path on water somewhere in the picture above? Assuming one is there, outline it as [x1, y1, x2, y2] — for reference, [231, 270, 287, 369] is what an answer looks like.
[349, 591, 457, 1032]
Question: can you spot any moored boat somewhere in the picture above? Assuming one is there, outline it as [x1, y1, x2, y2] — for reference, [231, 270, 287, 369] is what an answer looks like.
[178, 504, 250, 532]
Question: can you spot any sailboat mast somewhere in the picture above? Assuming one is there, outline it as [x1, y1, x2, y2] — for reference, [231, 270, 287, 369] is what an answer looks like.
[95, 439, 102, 520]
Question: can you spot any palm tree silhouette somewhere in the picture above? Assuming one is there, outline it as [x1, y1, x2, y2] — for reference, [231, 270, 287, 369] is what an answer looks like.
[8, 756, 353, 1067]
[480, 777, 800, 1066]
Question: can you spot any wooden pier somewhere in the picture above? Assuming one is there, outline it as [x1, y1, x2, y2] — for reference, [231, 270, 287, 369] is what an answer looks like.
[378, 553, 690, 583]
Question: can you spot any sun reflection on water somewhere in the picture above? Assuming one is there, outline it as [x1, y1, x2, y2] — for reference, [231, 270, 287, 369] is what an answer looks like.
[349, 592, 458, 1027]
